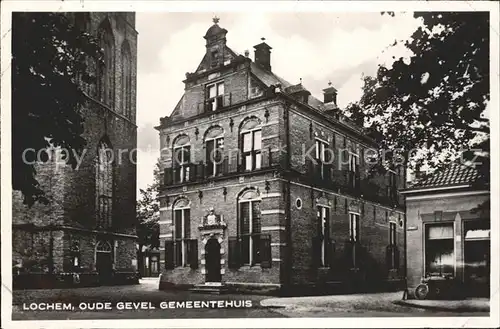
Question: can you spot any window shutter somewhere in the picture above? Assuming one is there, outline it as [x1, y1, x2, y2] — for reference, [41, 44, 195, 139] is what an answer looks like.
[174, 240, 181, 267]
[165, 240, 174, 269]
[385, 245, 392, 270]
[327, 239, 336, 268]
[228, 236, 241, 269]
[312, 236, 321, 268]
[260, 234, 272, 268]
[196, 162, 205, 180]
[188, 163, 196, 182]
[394, 245, 400, 270]
[184, 209, 191, 239]
[188, 239, 198, 269]
[220, 157, 229, 175]
[345, 241, 354, 269]
[164, 168, 173, 186]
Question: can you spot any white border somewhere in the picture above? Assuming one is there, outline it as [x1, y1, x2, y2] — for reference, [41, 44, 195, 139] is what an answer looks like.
[1, 1, 499, 328]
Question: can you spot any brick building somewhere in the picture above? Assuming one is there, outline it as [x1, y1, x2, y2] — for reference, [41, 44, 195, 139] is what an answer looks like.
[401, 163, 490, 298]
[12, 12, 138, 288]
[156, 19, 406, 294]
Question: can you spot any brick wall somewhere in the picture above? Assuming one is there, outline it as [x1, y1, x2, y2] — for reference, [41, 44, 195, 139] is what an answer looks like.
[159, 173, 283, 286]
[288, 182, 405, 286]
[11, 12, 138, 275]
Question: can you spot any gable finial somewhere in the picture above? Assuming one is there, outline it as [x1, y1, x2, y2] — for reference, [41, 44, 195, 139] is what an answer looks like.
[213, 16, 220, 24]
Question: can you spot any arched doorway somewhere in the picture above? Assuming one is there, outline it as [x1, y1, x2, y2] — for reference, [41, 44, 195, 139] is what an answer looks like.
[96, 240, 113, 284]
[205, 238, 221, 283]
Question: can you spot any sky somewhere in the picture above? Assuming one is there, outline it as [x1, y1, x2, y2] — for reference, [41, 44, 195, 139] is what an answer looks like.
[134, 12, 423, 195]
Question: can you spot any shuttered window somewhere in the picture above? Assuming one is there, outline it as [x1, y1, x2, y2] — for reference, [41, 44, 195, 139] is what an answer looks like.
[316, 206, 330, 267]
[239, 199, 262, 265]
[173, 207, 190, 267]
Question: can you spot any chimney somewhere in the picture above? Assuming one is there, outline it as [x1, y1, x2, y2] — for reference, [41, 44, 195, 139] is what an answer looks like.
[323, 81, 337, 106]
[254, 37, 272, 71]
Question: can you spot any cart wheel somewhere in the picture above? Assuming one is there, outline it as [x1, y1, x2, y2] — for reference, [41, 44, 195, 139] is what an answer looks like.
[415, 283, 429, 300]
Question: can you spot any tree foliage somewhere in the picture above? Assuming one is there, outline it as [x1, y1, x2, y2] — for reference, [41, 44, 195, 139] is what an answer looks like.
[136, 159, 162, 250]
[344, 12, 490, 181]
[12, 13, 102, 205]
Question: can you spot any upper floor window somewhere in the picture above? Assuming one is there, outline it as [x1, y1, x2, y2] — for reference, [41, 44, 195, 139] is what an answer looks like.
[238, 190, 262, 265]
[206, 82, 224, 111]
[206, 137, 224, 177]
[240, 118, 262, 172]
[315, 139, 329, 163]
[315, 139, 331, 179]
[97, 22, 115, 108]
[96, 139, 113, 228]
[172, 135, 191, 183]
[348, 151, 359, 173]
[388, 170, 398, 201]
[121, 42, 132, 118]
[349, 212, 360, 242]
[173, 199, 191, 267]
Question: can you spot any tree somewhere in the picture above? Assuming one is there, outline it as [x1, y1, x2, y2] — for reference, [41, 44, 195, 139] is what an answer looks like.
[344, 12, 490, 182]
[12, 13, 102, 206]
[136, 159, 162, 266]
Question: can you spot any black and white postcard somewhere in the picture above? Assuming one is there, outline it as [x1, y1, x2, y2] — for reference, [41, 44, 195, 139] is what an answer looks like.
[1, 1, 499, 328]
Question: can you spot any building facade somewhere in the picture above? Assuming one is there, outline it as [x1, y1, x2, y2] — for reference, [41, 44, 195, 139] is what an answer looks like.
[12, 12, 138, 288]
[401, 163, 490, 298]
[156, 19, 406, 294]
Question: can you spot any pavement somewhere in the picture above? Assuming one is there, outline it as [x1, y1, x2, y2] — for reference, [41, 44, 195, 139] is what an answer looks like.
[260, 291, 490, 317]
[394, 298, 490, 312]
[11, 277, 283, 320]
[10, 279, 490, 320]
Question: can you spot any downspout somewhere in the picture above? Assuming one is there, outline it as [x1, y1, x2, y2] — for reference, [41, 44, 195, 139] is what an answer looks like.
[283, 99, 293, 294]
[402, 154, 409, 299]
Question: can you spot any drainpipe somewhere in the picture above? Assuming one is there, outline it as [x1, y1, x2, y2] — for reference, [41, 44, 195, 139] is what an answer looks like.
[402, 161, 409, 300]
[49, 227, 54, 274]
[283, 100, 292, 294]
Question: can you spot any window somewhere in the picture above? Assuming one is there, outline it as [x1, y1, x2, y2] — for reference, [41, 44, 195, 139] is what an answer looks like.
[241, 130, 262, 171]
[121, 42, 132, 117]
[97, 23, 115, 107]
[348, 152, 359, 172]
[349, 212, 360, 242]
[317, 206, 330, 267]
[387, 221, 398, 270]
[315, 139, 331, 179]
[425, 223, 454, 276]
[206, 82, 224, 111]
[388, 171, 398, 201]
[389, 222, 397, 246]
[464, 220, 490, 286]
[174, 205, 190, 267]
[348, 151, 360, 189]
[238, 190, 262, 265]
[173, 145, 191, 183]
[206, 137, 224, 177]
[96, 139, 113, 228]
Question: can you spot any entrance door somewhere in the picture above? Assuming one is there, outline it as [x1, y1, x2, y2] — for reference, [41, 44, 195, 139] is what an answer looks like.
[96, 252, 113, 283]
[96, 241, 113, 284]
[205, 238, 221, 283]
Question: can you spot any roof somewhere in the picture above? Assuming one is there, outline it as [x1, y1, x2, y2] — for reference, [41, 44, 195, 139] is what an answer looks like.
[410, 162, 481, 189]
[248, 61, 329, 112]
[204, 23, 227, 38]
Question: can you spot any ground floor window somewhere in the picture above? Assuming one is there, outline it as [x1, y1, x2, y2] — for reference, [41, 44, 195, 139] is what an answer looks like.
[425, 223, 454, 276]
[464, 220, 490, 287]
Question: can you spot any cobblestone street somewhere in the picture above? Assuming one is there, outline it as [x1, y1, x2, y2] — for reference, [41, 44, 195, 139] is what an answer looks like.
[10, 278, 489, 320]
